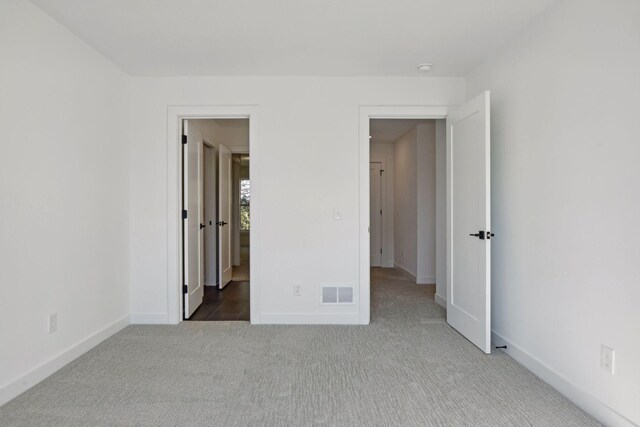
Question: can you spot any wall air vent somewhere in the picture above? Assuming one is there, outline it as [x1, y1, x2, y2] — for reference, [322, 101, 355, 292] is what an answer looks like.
[321, 286, 355, 304]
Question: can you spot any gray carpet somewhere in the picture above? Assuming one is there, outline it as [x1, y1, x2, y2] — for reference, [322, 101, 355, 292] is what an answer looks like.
[0, 268, 599, 426]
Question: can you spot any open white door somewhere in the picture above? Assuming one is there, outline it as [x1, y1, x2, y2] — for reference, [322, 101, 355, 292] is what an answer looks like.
[203, 144, 218, 287]
[218, 144, 233, 288]
[446, 91, 491, 353]
[183, 120, 205, 318]
[370, 162, 382, 267]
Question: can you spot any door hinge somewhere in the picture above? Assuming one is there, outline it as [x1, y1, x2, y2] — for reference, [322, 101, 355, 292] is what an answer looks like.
[182, 284, 188, 294]
[182, 135, 187, 144]
[380, 209, 382, 215]
[182, 209, 188, 219]
[380, 248, 382, 254]
[380, 169, 384, 176]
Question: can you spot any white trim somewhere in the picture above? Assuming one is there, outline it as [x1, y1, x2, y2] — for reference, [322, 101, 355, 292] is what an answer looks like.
[359, 106, 451, 325]
[167, 105, 261, 325]
[260, 312, 361, 325]
[129, 313, 169, 324]
[229, 146, 249, 154]
[417, 276, 436, 285]
[434, 293, 447, 308]
[492, 331, 637, 427]
[0, 315, 129, 407]
[393, 262, 417, 281]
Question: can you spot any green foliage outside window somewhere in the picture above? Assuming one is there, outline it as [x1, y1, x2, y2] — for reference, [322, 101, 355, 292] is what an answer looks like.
[240, 179, 250, 230]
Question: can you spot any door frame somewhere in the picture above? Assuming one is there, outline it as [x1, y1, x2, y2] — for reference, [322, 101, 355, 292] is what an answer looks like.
[359, 106, 449, 325]
[168, 105, 260, 325]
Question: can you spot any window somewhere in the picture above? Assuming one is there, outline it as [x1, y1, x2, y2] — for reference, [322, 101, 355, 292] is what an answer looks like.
[240, 179, 250, 231]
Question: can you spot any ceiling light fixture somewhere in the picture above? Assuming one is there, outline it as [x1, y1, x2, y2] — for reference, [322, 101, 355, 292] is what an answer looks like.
[417, 63, 433, 73]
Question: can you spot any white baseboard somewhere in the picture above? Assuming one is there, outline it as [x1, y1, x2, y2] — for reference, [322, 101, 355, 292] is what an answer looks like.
[434, 293, 447, 308]
[0, 315, 129, 407]
[259, 312, 362, 325]
[393, 263, 417, 280]
[129, 313, 169, 324]
[492, 331, 637, 427]
[417, 275, 436, 285]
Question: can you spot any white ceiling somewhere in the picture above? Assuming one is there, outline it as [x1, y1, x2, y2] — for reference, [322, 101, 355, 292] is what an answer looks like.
[370, 119, 432, 144]
[30, 0, 556, 77]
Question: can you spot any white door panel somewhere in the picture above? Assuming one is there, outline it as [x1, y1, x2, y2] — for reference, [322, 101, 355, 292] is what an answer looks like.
[446, 91, 491, 353]
[204, 145, 217, 286]
[183, 120, 204, 318]
[218, 144, 233, 288]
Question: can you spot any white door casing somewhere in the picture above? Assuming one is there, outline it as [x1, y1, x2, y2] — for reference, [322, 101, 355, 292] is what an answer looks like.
[370, 162, 383, 267]
[167, 106, 259, 325]
[183, 120, 205, 318]
[218, 143, 233, 288]
[446, 91, 491, 353]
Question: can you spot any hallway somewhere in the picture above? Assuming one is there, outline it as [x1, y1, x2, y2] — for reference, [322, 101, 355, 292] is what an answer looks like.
[187, 246, 250, 321]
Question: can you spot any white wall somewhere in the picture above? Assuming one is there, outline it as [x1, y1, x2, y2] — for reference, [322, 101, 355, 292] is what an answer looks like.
[192, 119, 249, 152]
[393, 128, 418, 276]
[390, 124, 437, 282]
[370, 141, 395, 267]
[0, 0, 130, 405]
[416, 123, 436, 284]
[466, 0, 640, 424]
[129, 77, 465, 322]
[189, 119, 224, 150]
[435, 120, 447, 305]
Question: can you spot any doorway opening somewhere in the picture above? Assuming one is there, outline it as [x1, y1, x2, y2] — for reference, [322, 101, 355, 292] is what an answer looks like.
[369, 118, 446, 313]
[361, 95, 491, 353]
[182, 118, 251, 321]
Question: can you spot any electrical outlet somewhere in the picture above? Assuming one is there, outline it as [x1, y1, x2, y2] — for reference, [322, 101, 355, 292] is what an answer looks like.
[600, 345, 615, 375]
[48, 313, 58, 334]
[293, 284, 302, 296]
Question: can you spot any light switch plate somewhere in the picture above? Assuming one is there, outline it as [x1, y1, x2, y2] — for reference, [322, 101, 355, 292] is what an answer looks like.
[293, 283, 302, 296]
[600, 345, 615, 375]
[48, 313, 58, 334]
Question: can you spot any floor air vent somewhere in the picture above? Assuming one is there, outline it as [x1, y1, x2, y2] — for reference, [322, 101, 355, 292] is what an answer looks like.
[321, 286, 354, 304]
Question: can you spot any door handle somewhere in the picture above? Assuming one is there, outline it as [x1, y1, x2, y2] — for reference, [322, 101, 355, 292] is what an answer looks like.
[200, 223, 206, 229]
[217, 221, 228, 227]
[469, 231, 495, 240]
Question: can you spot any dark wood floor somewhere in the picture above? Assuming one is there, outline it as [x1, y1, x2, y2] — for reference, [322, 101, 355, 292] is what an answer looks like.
[186, 281, 250, 321]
